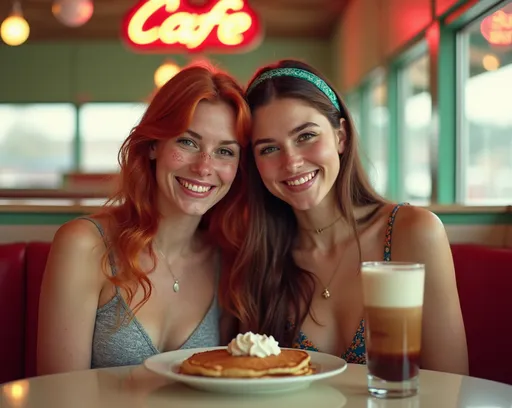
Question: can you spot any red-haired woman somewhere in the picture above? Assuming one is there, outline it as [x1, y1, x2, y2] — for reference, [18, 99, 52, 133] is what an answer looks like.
[37, 64, 250, 375]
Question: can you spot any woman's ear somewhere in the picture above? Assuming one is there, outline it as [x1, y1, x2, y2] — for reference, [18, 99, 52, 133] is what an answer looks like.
[337, 118, 347, 155]
[149, 142, 157, 160]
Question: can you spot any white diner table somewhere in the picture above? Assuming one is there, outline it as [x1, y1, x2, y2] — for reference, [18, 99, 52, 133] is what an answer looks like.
[1, 363, 512, 408]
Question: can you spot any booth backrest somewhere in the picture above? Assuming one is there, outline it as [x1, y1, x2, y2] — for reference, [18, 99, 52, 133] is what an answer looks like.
[0, 242, 511, 385]
[0, 243, 26, 384]
[24, 242, 51, 378]
[451, 243, 512, 385]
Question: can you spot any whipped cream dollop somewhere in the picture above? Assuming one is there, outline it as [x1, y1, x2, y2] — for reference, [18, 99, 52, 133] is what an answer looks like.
[227, 332, 281, 357]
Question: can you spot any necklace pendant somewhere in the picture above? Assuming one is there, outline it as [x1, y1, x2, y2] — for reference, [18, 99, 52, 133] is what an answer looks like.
[315, 228, 324, 234]
[173, 280, 180, 293]
[322, 288, 331, 299]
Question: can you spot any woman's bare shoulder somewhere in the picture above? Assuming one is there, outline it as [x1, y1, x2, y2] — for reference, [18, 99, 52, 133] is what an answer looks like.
[392, 205, 444, 238]
[49, 215, 114, 271]
[387, 204, 448, 261]
[53, 217, 104, 249]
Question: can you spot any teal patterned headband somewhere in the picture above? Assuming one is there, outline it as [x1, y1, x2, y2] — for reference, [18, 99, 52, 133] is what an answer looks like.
[246, 68, 341, 111]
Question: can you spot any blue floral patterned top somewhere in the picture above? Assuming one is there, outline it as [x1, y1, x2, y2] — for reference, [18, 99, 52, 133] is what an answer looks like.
[292, 203, 407, 364]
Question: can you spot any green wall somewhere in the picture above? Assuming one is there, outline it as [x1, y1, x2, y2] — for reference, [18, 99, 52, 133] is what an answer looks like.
[0, 38, 334, 103]
[0, 37, 336, 226]
[1, 209, 511, 226]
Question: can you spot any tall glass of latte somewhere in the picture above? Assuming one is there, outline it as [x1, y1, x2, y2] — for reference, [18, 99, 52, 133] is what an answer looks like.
[361, 262, 425, 399]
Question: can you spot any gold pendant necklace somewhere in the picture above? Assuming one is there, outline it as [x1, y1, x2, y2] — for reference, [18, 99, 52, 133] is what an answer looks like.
[299, 214, 345, 299]
[173, 280, 180, 293]
[321, 289, 331, 299]
[320, 246, 345, 300]
[301, 214, 343, 235]
[154, 242, 184, 293]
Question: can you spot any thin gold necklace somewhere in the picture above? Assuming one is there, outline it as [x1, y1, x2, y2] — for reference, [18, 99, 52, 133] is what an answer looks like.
[319, 246, 345, 300]
[153, 242, 185, 293]
[300, 214, 343, 234]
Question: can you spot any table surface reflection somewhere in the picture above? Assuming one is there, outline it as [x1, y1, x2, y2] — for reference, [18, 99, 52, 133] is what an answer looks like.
[1, 364, 512, 408]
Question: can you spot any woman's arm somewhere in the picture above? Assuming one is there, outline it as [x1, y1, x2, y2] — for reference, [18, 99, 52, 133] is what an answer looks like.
[37, 219, 106, 375]
[391, 206, 469, 375]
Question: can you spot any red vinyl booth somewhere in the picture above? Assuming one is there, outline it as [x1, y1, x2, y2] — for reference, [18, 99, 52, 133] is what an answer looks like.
[451, 244, 512, 386]
[1, 241, 511, 385]
[0, 242, 49, 384]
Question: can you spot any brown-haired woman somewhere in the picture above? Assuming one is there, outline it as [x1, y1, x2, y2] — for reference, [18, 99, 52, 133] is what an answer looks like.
[37, 63, 251, 375]
[222, 59, 468, 375]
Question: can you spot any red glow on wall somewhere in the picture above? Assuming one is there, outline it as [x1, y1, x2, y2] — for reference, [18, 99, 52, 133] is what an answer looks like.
[121, 0, 262, 53]
[426, 22, 440, 51]
[480, 10, 512, 46]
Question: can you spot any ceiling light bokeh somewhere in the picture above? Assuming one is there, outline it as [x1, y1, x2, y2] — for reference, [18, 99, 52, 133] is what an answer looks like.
[52, 0, 94, 28]
[154, 61, 181, 89]
[0, 2, 30, 47]
[482, 54, 500, 71]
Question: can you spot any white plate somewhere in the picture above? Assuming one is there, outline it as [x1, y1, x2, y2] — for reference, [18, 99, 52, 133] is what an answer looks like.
[144, 346, 347, 395]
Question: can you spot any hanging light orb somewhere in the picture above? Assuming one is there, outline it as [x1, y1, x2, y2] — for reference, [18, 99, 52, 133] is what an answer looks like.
[0, 14, 30, 46]
[482, 54, 500, 71]
[154, 61, 181, 89]
[52, 0, 94, 28]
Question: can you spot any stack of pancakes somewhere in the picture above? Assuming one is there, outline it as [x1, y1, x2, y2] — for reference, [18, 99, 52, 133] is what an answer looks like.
[179, 349, 314, 378]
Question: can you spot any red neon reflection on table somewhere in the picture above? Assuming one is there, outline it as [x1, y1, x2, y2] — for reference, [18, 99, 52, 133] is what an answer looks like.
[121, 0, 262, 53]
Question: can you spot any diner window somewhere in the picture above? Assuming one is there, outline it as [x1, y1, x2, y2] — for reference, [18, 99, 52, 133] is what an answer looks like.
[458, 1, 512, 205]
[399, 53, 432, 204]
[0, 104, 76, 189]
[365, 73, 389, 196]
[79, 103, 147, 173]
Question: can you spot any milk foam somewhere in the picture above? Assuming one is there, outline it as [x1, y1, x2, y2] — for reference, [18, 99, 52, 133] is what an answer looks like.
[361, 264, 425, 308]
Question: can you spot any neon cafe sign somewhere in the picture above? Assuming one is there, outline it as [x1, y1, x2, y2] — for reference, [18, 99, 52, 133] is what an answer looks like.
[480, 9, 512, 46]
[121, 0, 262, 53]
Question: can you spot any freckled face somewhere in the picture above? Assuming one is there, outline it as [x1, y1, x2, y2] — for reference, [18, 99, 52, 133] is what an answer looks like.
[252, 98, 344, 211]
[170, 151, 183, 162]
[153, 100, 240, 217]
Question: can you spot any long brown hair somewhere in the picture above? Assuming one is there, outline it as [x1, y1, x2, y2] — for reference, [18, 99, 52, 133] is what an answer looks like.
[97, 63, 251, 316]
[220, 59, 385, 346]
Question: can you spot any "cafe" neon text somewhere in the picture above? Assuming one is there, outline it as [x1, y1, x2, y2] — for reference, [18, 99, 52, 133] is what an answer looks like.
[122, 0, 261, 52]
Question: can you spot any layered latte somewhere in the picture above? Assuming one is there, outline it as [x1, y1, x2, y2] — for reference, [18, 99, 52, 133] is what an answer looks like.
[362, 263, 425, 382]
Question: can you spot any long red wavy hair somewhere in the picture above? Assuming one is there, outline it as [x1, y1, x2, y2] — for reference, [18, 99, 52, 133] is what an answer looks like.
[97, 63, 251, 316]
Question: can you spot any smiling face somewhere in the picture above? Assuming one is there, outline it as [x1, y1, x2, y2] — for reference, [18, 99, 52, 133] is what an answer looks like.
[153, 100, 240, 216]
[252, 98, 345, 211]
